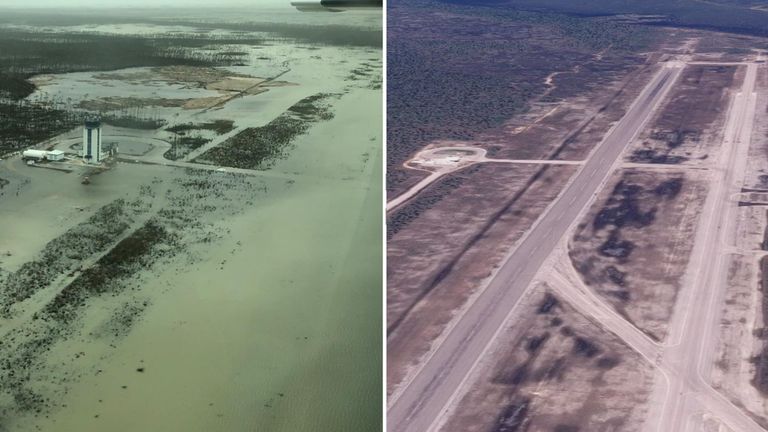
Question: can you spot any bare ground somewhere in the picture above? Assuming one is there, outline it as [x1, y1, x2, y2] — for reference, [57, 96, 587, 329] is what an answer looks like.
[692, 32, 768, 63]
[626, 64, 741, 165]
[569, 168, 708, 341]
[386, 38, 686, 393]
[712, 253, 768, 429]
[480, 62, 661, 163]
[439, 287, 654, 432]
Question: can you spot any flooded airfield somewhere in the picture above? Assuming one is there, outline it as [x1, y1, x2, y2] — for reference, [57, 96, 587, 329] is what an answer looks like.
[0, 7, 381, 431]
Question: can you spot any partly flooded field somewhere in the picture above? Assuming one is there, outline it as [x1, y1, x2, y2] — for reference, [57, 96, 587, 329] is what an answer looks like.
[0, 7, 381, 431]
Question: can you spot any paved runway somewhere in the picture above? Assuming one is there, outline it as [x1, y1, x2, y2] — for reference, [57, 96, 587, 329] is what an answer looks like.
[387, 63, 683, 432]
[654, 62, 764, 432]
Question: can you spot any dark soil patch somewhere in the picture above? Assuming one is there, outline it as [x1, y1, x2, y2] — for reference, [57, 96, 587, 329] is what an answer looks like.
[629, 149, 688, 164]
[493, 399, 530, 432]
[752, 256, 768, 394]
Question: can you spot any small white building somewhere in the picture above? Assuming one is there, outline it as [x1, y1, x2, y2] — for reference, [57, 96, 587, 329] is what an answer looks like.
[21, 149, 66, 162]
[47, 150, 65, 161]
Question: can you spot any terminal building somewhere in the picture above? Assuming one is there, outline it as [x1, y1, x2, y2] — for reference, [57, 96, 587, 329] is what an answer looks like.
[82, 118, 103, 164]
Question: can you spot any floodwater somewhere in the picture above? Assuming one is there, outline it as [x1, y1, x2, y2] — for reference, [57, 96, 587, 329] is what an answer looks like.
[0, 11, 381, 432]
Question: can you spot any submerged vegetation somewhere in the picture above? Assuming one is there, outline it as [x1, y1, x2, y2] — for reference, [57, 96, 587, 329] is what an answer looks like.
[0, 28, 250, 154]
[0, 100, 82, 154]
[442, 0, 768, 38]
[163, 120, 234, 160]
[0, 10, 381, 429]
[0, 7, 379, 155]
[166, 120, 235, 135]
[194, 93, 337, 169]
[0, 199, 141, 315]
[102, 111, 168, 130]
[0, 9, 382, 48]
[0, 168, 272, 419]
[164, 135, 211, 161]
[0, 29, 252, 100]
[45, 219, 177, 323]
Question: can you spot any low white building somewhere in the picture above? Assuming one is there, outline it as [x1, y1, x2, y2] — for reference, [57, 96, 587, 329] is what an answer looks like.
[21, 149, 66, 162]
[47, 150, 65, 161]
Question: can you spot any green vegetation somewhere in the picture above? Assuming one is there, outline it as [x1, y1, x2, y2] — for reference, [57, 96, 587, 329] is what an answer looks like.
[388, 0, 655, 193]
[444, 0, 768, 37]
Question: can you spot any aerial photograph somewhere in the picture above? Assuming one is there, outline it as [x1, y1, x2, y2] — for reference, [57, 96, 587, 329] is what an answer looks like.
[0, 0, 381, 431]
[387, 0, 768, 431]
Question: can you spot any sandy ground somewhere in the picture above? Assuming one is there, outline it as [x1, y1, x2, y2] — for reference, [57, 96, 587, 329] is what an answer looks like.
[386, 45, 663, 396]
[439, 287, 654, 432]
[387, 29, 768, 432]
[624, 63, 742, 165]
[387, 163, 576, 392]
[0, 21, 382, 432]
[569, 168, 708, 341]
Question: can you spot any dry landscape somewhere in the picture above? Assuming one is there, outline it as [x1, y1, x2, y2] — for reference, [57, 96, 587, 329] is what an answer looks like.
[440, 287, 654, 432]
[570, 168, 708, 341]
[388, 6, 768, 429]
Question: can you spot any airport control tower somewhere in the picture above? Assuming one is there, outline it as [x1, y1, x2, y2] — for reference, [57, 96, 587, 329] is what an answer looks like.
[82, 117, 103, 164]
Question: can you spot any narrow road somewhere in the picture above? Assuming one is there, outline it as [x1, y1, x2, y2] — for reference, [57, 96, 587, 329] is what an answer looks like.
[116, 156, 297, 181]
[386, 170, 446, 211]
[387, 63, 683, 432]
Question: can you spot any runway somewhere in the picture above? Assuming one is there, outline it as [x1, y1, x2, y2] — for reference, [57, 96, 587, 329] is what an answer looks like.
[387, 63, 683, 432]
[652, 61, 763, 432]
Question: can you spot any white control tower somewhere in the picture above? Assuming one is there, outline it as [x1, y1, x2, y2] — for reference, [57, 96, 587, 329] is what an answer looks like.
[82, 118, 103, 164]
